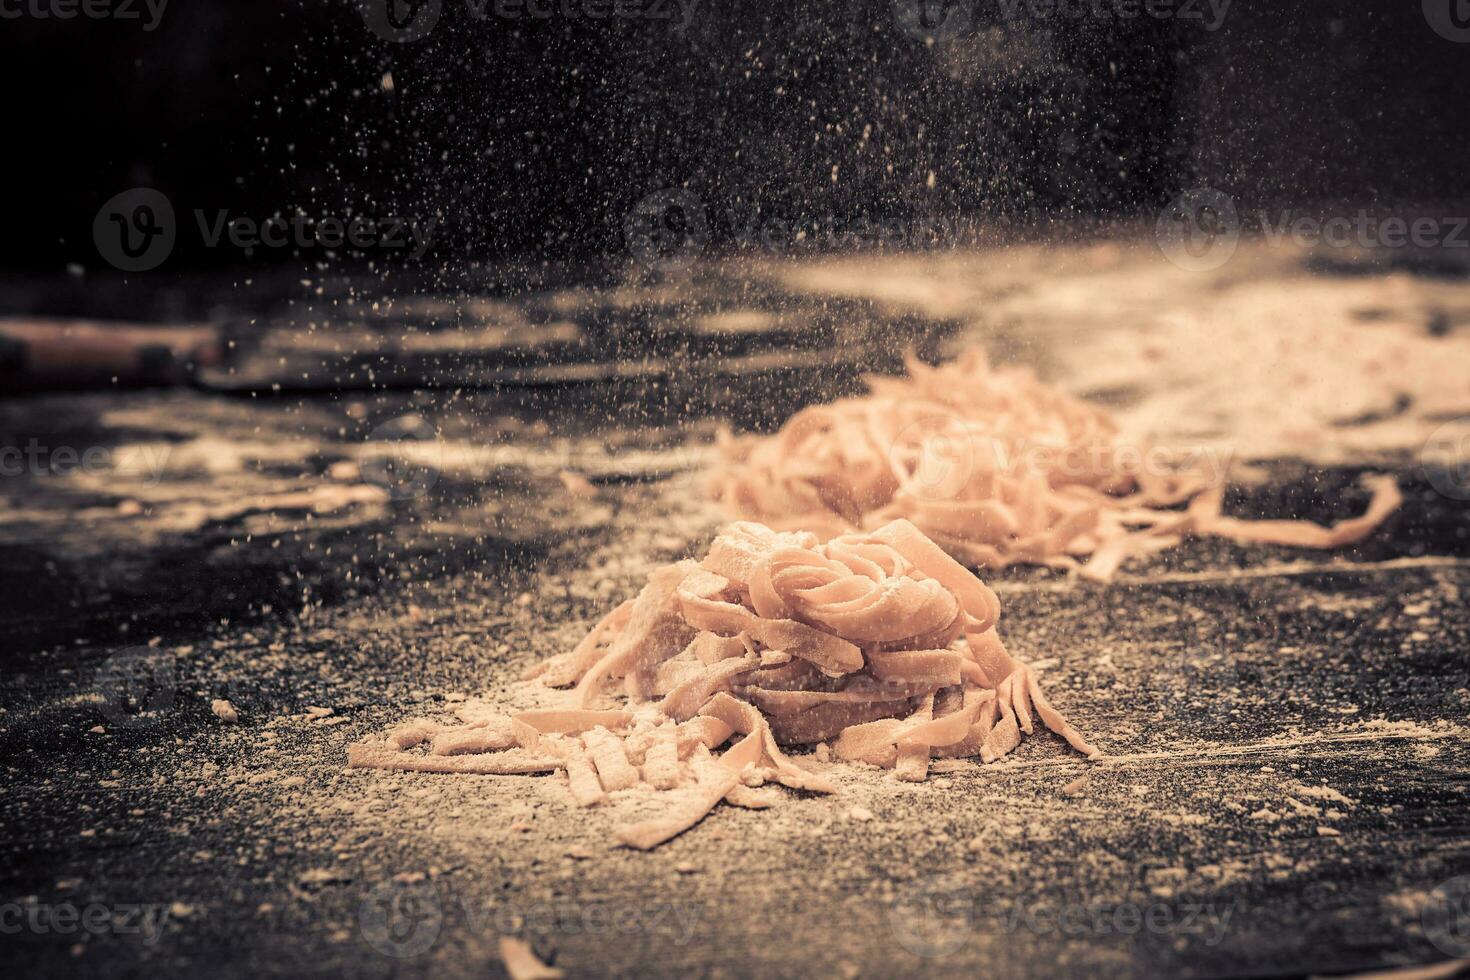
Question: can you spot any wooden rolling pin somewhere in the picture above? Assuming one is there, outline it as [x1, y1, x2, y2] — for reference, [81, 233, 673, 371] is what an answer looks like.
[0, 319, 223, 391]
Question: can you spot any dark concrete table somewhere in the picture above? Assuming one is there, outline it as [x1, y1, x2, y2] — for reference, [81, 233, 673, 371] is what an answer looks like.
[3, 242, 1469, 978]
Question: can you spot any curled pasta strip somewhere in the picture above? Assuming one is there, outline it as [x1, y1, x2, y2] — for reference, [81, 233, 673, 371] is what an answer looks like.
[765, 543, 959, 643]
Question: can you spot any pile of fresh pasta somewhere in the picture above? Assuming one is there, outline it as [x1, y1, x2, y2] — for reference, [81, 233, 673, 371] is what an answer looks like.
[349, 519, 1096, 849]
[349, 347, 1406, 850]
[708, 347, 1403, 581]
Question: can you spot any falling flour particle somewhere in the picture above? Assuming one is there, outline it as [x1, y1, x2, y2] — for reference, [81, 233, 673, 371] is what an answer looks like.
[211, 699, 239, 723]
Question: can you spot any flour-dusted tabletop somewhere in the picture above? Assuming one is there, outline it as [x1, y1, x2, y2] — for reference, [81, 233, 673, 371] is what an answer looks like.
[3, 239, 1469, 979]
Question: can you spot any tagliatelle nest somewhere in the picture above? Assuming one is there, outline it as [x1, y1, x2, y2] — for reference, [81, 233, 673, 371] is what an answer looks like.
[349, 519, 1097, 850]
[707, 347, 1404, 581]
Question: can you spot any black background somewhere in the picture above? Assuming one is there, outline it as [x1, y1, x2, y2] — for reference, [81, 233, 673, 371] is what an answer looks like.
[1, 0, 1466, 272]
